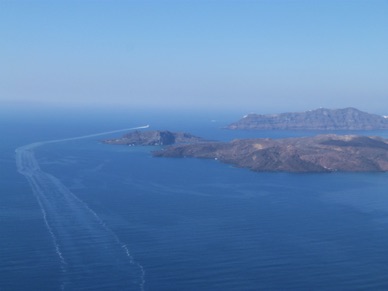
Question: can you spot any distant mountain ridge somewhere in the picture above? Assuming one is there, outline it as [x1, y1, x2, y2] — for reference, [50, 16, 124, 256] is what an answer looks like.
[227, 107, 388, 130]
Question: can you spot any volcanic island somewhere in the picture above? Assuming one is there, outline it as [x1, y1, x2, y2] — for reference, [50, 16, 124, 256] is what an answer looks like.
[102, 108, 388, 173]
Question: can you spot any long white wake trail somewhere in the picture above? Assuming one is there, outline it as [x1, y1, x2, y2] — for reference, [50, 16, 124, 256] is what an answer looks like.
[15, 126, 148, 290]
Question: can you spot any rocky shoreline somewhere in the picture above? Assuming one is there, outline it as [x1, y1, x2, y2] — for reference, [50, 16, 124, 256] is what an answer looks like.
[102, 130, 204, 146]
[153, 134, 388, 173]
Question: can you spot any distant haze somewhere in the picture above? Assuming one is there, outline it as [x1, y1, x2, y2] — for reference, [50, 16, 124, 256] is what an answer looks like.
[1, 0, 387, 114]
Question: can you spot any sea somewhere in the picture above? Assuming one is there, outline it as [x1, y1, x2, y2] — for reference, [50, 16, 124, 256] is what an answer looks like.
[2, 106, 388, 290]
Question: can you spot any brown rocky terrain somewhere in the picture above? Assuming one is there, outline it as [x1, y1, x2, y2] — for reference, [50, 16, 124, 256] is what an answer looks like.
[102, 130, 204, 146]
[153, 135, 388, 173]
[227, 108, 388, 130]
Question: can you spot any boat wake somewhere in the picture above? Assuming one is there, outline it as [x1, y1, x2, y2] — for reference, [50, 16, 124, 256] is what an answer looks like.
[15, 126, 148, 290]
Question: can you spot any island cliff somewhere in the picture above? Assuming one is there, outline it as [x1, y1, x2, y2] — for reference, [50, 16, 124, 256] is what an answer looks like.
[102, 130, 204, 146]
[153, 135, 388, 173]
[227, 108, 388, 130]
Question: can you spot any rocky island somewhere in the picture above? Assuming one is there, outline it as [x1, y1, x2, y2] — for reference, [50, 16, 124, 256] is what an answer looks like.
[153, 135, 388, 173]
[103, 123, 388, 173]
[102, 130, 204, 146]
[227, 107, 388, 130]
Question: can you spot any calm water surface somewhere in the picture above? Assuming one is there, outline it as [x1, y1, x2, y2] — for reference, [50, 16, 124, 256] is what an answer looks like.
[1, 108, 388, 290]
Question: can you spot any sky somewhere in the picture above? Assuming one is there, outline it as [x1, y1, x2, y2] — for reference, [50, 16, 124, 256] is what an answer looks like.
[1, 0, 387, 114]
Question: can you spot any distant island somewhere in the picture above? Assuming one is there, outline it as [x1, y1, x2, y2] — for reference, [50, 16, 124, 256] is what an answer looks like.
[103, 115, 388, 173]
[227, 107, 388, 130]
[153, 134, 388, 173]
[102, 130, 204, 146]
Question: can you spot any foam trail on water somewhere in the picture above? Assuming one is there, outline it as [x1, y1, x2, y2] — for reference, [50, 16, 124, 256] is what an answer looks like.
[15, 126, 148, 290]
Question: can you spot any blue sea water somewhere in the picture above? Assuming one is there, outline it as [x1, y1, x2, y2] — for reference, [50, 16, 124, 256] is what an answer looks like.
[2, 107, 388, 290]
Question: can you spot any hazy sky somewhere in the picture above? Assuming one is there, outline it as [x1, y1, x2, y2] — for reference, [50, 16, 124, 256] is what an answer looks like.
[1, 0, 387, 113]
